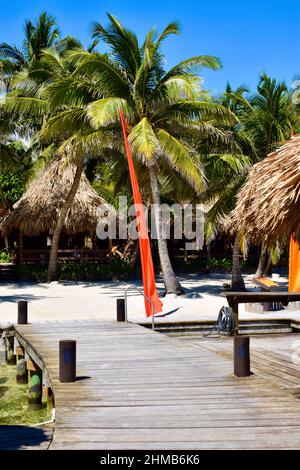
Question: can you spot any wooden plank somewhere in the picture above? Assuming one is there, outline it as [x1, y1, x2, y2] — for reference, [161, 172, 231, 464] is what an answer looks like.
[12, 321, 300, 450]
[254, 277, 280, 291]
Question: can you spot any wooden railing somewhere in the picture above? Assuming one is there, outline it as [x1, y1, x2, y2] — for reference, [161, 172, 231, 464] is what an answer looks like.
[18, 249, 109, 265]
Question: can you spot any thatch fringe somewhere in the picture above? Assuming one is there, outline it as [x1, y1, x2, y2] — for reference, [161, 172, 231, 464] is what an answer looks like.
[232, 134, 300, 246]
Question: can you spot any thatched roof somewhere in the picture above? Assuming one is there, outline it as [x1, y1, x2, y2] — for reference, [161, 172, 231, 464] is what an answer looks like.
[233, 134, 300, 246]
[0, 159, 112, 237]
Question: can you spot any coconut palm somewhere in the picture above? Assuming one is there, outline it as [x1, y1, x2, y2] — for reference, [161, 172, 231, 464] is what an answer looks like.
[201, 84, 256, 290]
[0, 12, 60, 75]
[244, 74, 295, 158]
[76, 14, 235, 293]
[3, 15, 236, 290]
[243, 74, 296, 275]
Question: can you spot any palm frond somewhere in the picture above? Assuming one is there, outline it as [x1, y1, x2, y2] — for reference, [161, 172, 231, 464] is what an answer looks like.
[157, 128, 204, 192]
[92, 13, 141, 78]
[3, 96, 48, 116]
[87, 97, 132, 128]
[162, 55, 222, 82]
[128, 117, 158, 161]
[157, 21, 180, 44]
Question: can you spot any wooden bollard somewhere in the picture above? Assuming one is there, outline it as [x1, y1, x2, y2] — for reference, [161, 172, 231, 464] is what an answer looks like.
[116, 298, 126, 322]
[234, 336, 251, 377]
[18, 301, 28, 324]
[59, 340, 76, 382]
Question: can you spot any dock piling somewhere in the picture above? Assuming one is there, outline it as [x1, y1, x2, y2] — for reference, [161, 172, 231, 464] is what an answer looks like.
[18, 301, 28, 324]
[234, 335, 251, 377]
[59, 340, 76, 382]
[4, 332, 16, 365]
[116, 298, 126, 322]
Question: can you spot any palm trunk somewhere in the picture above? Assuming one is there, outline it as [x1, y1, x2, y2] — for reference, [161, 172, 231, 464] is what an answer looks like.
[47, 159, 85, 282]
[206, 240, 211, 273]
[231, 235, 246, 291]
[149, 165, 184, 295]
[129, 239, 140, 268]
[255, 244, 268, 277]
[264, 254, 273, 277]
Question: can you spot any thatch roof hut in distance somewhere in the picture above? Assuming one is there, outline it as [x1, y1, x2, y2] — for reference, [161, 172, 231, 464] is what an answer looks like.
[0, 159, 112, 238]
[233, 134, 300, 246]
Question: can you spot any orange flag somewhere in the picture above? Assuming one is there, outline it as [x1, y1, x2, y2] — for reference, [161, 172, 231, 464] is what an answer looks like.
[289, 234, 300, 292]
[120, 112, 163, 317]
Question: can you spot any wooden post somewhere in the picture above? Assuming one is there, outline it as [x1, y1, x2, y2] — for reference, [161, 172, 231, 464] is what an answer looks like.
[59, 340, 76, 383]
[108, 238, 113, 265]
[19, 231, 23, 265]
[16, 344, 28, 384]
[4, 332, 16, 365]
[27, 358, 42, 408]
[232, 298, 239, 335]
[116, 298, 126, 322]
[18, 301, 28, 324]
[234, 336, 251, 377]
[17, 358, 28, 384]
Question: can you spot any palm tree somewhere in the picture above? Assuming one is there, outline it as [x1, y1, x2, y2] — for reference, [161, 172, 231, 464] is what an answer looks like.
[244, 74, 295, 158]
[83, 14, 235, 293]
[243, 74, 296, 276]
[0, 12, 60, 75]
[201, 84, 256, 290]
[3, 15, 236, 290]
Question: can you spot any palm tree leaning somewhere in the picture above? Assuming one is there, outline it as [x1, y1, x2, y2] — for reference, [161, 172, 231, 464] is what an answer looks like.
[82, 14, 235, 294]
[4, 15, 236, 291]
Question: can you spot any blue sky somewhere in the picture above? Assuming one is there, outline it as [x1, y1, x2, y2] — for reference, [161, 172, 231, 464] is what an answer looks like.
[0, 0, 299, 94]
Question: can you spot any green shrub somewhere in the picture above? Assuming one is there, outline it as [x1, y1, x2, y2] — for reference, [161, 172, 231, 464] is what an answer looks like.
[17, 264, 47, 282]
[209, 258, 232, 272]
[17, 259, 141, 283]
[0, 249, 13, 263]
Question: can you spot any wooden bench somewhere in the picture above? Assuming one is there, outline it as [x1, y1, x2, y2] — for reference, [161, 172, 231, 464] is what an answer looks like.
[252, 277, 282, 311]
[254, 277, 280, 291]
[226, 291, 300, 335]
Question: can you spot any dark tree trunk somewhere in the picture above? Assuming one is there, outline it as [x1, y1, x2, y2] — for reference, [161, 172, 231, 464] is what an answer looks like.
[255, 244, 268, 277]
[47, 159, 85, 282]
[231, 235, 246, 291]
[264, 254, 273, 277]
[149, 165, 184, 295]
[206, 240, 212, 273]
[129, 239, 140, 268]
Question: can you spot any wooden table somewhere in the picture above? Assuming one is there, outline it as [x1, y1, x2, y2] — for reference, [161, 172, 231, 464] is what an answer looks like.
[226, 292, 300, 334]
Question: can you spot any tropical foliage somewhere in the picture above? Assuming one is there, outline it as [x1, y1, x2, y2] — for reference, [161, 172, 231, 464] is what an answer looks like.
[0, 11, 299, 291]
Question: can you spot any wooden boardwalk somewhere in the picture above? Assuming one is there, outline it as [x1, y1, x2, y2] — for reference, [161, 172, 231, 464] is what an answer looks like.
[182, 334, 300, 394]
[13, 321, 300, 449]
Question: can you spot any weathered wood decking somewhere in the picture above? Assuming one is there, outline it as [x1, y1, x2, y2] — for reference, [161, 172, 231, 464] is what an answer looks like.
[13, 321, 300, 449]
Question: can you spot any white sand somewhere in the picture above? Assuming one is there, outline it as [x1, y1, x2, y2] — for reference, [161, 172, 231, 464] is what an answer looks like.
[1, 273, 300, 327]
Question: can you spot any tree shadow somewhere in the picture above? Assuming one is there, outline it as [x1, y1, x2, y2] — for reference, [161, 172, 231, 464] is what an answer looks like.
[0, 295, 46, 303]
[0, 425, 52, 450]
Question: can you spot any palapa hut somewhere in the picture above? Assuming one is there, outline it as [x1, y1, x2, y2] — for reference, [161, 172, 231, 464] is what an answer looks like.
[0, 159, 113, 262]
[233, 134, 300, 246]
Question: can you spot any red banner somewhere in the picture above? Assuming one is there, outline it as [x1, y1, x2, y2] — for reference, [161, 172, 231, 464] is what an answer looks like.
[120, 112, 163, 317]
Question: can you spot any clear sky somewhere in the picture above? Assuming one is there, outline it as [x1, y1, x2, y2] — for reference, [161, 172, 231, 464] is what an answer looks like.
[0, 0, 299, 94]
